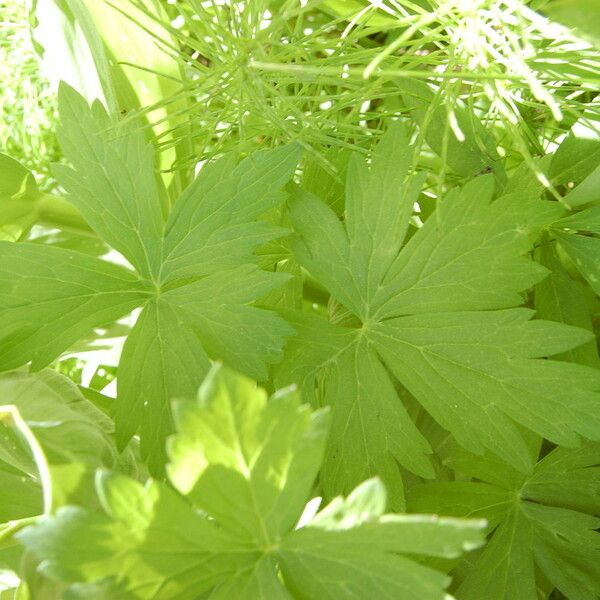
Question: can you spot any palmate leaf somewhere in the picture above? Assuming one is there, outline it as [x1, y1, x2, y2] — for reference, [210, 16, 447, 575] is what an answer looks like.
[0, 84, 299, 473]
[17, 366, 485, 600]
[276, 123, 600, 508]
[408, 442, 600, 600]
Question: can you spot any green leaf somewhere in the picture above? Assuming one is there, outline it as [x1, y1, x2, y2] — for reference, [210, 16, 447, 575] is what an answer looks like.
[408, 443, 600, 600]
[0, 154, 38, 202]
[321, 0, 398, 26]
[160, 146, 301, 283]
[563, 163, 600, 207]
[0, 88, 299, 472]
[280, 478, 485, 600]
[321, 335, 434, 507]
[18, 475, 252, 599]
[345, 123, 426, 304]
[279, 126, 600, 503]
[0, 369, 127, 510]
[372, 309, 599, 470]
[114, 298, 211, 469]
[396, 78, 503, 179]
[0, 153, 91, 243]
[545, 0, 600, 45]
[555, 232, 600, 295]
[0, 242, 149, 372]
[552, 203, 600, 295]
[18, 367, 485, 599]
[168, 365, 329, 544]
[301, 147, 350, 216]
[54, 83, 165, 279]
[162, 266, 293, 380]
[550, 119, 600, 187]
[535, 241, 599, 367]
[0, 153, 41, 240]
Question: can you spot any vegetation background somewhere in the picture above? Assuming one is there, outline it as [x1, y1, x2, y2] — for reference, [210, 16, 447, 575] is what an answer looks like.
[0, 0, 599, 598]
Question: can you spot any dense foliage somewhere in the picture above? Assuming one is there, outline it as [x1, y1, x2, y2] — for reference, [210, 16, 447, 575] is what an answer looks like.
[0, 1, 599, 598]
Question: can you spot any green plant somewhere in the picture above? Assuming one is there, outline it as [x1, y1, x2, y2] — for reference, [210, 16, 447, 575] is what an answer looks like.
[0, 1, 599, 599]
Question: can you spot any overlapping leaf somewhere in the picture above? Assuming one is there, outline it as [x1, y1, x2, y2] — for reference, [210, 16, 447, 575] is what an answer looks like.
[552, 205, 600, 295]
[0, 84, 299, 472]
[0, 369, 126, 512]
[276, 123, 600, 508]
[535, 241, 600, 367]
[408, 442, 600, 600]
[18, 366, 485, 599]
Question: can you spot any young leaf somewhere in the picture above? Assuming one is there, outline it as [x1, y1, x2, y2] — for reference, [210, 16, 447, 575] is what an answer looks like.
[550, 119, 600, 188]
[0, 87, 299, 473]
[277, 124, 600, 507]
[18, 366, 485, 599]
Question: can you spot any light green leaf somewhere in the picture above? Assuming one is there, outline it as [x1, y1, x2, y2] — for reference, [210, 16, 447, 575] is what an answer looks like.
[301, 147, 350, 216]
[550, 119, 600, 187]
[0, 154, 38, 202]
[0, 369, 127, 510]
[396, 78, 502, 179]
[555, 231, 600, 295]
[18, 475, 253, 600]
[545, 0, 600, 45]
[168, 365, 329, 543]
[0, 87, 299, 473]
[281, 480, 484, 600]
[563, 163, 600, 207]
[18, 367, 484, 599]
